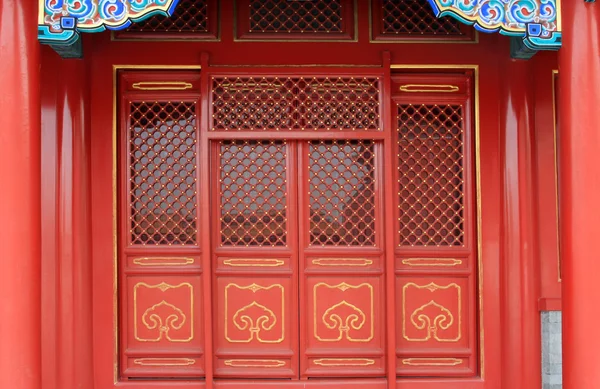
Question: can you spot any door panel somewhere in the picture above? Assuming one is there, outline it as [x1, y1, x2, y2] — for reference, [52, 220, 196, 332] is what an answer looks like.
[299, 140, 386, 377]
[213, 140, 299, 378]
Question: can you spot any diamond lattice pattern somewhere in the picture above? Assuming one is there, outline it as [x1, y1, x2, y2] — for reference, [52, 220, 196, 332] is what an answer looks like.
[220, 140, 288, 246]
[309, 140, 377, 246]
[129, 101, 198, 245]
[249, 0, 343, 33]
[212, 77, 380, 131]
[125, 0, 209, 33]
[397, 104, 464, 246]
[381, 0, 464, 35]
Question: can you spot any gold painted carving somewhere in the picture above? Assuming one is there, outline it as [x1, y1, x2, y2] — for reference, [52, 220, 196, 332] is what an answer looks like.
[402, 258, 462, 267]
[223, 258, 284, 267]
[133, 358, 195, 366]
[134, 282, 193, 343]
[314, 282, 374, 342]
[401, 358, 463, 366]
[399, 84, 459, 93]
[313, 358, 375, 367]
[131, 81, 193, 91]
[312, 258, 373, 267]
[224, 359, 285, 368]
[133, 257, 194, 266]
[225, 283, 285, 343]
[402, 282, 461, 342]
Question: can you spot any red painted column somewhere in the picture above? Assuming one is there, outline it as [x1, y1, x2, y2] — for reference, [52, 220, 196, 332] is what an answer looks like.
[0, 1, 42, 389]
[499, 51, 540, 389]
[559, 2, 600, 388]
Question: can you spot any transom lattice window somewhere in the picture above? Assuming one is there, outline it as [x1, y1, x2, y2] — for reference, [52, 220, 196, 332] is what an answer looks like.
[117, 0, 217, 39]
[211, 77, 381, 131]
[249, 0, 343, 33]
[128, 101, 198, 245]
[397, 104, 464, 246]
[309, 140, 377, 246]
[219, 140, 288, 246]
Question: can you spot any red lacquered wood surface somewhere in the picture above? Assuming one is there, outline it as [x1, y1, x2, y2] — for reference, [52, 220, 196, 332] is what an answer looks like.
[559, 2, 600, 389]
[0, 1, 41, 389]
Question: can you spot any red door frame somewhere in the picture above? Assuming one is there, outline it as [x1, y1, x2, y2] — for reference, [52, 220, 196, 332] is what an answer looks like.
[79, 6, 548, 387]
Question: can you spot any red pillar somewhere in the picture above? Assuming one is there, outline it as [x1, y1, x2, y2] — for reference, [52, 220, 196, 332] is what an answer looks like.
[500, 53, 540, 389]
[0, 1, 42, 389]
[559, 2, 600, 388]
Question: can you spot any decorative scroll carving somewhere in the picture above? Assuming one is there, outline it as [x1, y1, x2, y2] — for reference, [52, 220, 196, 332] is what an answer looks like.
[427, 0, 561, 50]
[402, 282, 461, 342]
[134, 281, 194, 343]
[225, 283, 285, 343]
[401, 357, 462, 366]
[38, 0, 180, 45]
[314, 282, 374, 342]
[134, 357, 195, 366]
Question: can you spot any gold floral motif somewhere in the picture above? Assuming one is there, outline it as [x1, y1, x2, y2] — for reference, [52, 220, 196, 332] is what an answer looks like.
[314, 282, 374, 342]
[134, 282, 193, 343]
[402, 282, 461, 342]
[225, 283, 284, 343]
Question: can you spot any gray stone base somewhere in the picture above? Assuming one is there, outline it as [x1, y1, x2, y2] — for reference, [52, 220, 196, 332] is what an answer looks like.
[542, 311, 562, 389]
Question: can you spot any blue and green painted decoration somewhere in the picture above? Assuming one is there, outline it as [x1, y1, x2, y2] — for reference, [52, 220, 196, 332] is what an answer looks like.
[38, 0, 561, 51]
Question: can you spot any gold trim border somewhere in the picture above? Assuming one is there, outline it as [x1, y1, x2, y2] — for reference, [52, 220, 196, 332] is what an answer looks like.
[132, 81, 193, 91]
[313, 358, 375, 367]
[399, 84, 459, 93]
[552, 68, 561, 282]
[224, 359, 285, 368]
[401, 357, 463, 366]
[402, 258, 463, 267]
[133, 357, 196, 366]
[133, 257, 194, 266]
[223, 258, 285, 267]
[312, 258, 373, 267]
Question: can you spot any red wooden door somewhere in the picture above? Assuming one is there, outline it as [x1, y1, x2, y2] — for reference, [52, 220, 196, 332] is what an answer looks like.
[212, 139, 385, 378]
[115, 70, 478, 385]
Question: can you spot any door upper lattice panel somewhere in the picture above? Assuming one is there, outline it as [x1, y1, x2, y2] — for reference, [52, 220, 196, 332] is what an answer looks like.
[219, 140, 288, 246]
[397, 104, 464, 246]
[128, 101, 198, 246]
[308, 140, 377, 246]
[211, 77, 381, 131]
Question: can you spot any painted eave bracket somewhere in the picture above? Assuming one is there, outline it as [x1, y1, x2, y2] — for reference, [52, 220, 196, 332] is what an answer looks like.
[427, 0, 562, 52]
[38, 0, 180, 57]
[38, 0, 562, 57]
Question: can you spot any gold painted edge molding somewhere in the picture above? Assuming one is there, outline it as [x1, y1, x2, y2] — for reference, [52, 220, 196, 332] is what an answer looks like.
[133, 357, 196, 366]
[132, 81, 193, 91]
[224, 359, 285, 368]
[402, 258, 462, 267]
[313, 358, 375, 366]
[223, 258, 284, 267]
[401, 358, 463, 366]
[312, 258, 373, 266]
[399, 84, 459, 93]
[133, 257, 194, 266]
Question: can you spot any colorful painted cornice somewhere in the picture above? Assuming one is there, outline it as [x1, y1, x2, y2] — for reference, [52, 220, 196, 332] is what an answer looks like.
[427, 0, 561, 50]
[38, 0, 180, 45]
[38, 0, 561, 51]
